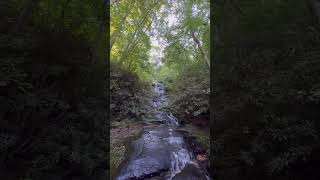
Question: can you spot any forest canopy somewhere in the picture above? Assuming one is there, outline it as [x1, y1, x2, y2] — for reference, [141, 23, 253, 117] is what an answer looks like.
[110, 1, 210, 178]
[110, 0, 210, 123]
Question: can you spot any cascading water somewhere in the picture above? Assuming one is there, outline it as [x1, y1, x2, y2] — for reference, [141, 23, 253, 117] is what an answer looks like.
[117, 82, 207, 180]
[153, 83, 192, 178]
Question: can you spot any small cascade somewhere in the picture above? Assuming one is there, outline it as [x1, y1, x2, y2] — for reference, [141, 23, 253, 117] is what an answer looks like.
[164, 135, 193, 178]
[153, 82, 192, 178]
[117, 82, 207, 180]
[166, 113, 179, 127]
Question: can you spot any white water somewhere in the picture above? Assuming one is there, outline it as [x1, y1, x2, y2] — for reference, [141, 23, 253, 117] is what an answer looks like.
[153, 82, 193, 179]
[117, 82, 205, 180]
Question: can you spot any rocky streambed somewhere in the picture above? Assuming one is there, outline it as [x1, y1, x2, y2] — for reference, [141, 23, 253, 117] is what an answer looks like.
[116, 82, 210, 180]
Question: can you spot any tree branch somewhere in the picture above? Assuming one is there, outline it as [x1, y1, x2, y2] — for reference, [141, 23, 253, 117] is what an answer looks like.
[191, 31, 210, 68]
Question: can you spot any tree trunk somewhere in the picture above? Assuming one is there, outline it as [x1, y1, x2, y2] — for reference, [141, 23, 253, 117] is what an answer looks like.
[93, 0, 108, 63]
[117, 0, 159, 64]
[110, 0, 136, 49]
[119, 17, 154, 61]
[191, 31, 210, 68]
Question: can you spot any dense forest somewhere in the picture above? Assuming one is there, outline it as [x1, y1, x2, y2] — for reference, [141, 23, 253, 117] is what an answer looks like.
[212, 0, 320, 180]
[110, 0, 209, 122]
[1, 0, 211, 179]
[2, 0, 320, 180]
[110, 0, 210, 179]
[0, 0, 108, 179]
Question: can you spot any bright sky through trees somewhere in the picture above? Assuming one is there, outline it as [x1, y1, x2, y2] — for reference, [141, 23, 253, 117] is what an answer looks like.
[110, 0, 209, 82]
[149, 5, 178, 67]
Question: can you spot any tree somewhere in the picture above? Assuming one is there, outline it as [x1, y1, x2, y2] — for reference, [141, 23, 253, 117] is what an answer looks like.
[192, 31, 210, 67]
[110, 0, 136, 49]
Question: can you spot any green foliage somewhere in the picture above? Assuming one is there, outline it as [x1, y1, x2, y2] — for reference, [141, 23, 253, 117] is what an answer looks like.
[154, 0, 210, 122]
[212, 0, 320, 179]
[111, 0, 161, 79]
[156, 63, 179, 92]
[0, 32, 108, 180]
[0, 0, 108, 179]
[167, 62, 209, 118]
[110, 62, 154, 123]
[110, 0, 211, 124]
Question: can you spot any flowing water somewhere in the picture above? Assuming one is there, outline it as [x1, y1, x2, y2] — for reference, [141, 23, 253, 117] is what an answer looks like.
[117, 82, 208, 180]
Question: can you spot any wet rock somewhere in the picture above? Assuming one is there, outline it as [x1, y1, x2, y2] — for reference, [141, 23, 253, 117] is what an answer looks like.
[171, 161, 207, 180]
[117, 128, 172, 179]
[117, 82, 198, 180]
[117, 157, 170, 179]
[196, 154, 208, 161]
[145, 120, 164, 125]
[175, 129, 190, 137]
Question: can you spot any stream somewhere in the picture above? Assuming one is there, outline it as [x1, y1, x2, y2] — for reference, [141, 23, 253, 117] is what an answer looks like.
[116, 82, 209, 180]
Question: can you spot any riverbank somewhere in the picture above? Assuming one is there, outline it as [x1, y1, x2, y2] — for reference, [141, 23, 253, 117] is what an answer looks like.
[111, 82, 210, 179]
[110, 120, 144, 179]
[178, 124, 210, 176]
